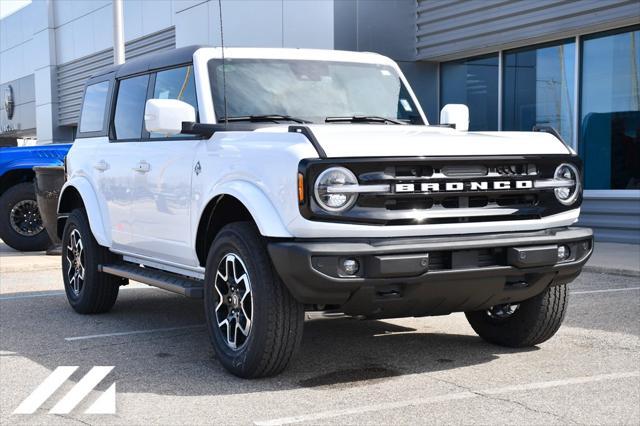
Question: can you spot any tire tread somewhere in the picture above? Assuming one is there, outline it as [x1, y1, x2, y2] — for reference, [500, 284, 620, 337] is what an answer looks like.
[465, 283, 568, 347]
[62, 209, 119, 314]
[0, 182, 51, 252]
[204, 222, 303, 378]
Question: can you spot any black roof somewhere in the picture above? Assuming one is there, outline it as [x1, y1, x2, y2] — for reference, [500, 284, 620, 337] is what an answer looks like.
[88, 45, 206, 81]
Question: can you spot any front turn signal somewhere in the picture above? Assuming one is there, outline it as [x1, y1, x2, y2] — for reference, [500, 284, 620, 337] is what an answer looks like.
[298, 173, 304, 204]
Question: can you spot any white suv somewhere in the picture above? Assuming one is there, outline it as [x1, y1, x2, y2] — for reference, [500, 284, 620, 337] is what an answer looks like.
[57, 46, 592, 378]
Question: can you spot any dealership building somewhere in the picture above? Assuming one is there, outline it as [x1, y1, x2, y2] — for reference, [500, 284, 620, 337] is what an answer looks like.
[0, 0, 638, 243]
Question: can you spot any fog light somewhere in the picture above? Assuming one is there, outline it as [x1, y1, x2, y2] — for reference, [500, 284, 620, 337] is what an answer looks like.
[557, 245, 570, 261]
[343, 259, 359, 275]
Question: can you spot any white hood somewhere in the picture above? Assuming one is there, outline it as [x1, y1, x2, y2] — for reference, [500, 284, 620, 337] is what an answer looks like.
[289, 125, 572, 158]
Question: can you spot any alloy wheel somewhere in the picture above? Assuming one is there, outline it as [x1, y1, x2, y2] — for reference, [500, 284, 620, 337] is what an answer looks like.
[65, 229, 85, 296]
[9, 200, 44, 237]
[213, 253, 253, 350]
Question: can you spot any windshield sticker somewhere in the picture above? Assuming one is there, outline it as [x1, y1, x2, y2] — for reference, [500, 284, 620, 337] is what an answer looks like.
[380, 69, 392, 76]
[400, 99, 413, 112]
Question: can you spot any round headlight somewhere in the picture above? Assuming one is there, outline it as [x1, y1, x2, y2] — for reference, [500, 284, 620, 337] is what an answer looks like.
[553, 163, 581, 205]
[314, 167, 358, 212]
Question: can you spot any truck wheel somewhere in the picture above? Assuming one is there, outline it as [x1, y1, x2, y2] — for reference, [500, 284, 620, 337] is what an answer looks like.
[61, 209, 119, 314]
[204, 222, 304, 378]
[465, 284, 568, 347]
[0, 182, 51, 251]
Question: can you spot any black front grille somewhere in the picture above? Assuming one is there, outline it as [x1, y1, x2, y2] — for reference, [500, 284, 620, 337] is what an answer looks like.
[359, 193, 539, 211]
[299, 155, 582, 225]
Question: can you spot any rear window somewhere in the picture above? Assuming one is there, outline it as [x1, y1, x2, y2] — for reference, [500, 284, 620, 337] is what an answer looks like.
[79, 81, 110, 133]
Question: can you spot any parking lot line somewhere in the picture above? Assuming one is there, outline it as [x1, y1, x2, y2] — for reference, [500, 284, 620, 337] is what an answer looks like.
[2, 286, 636, 302]
[0, 291, 69, 301]
[571, 287, 640, 295]
[64, 324, 205, 341]
[0, 284, 155, 301]
[254, 371, 640, 426]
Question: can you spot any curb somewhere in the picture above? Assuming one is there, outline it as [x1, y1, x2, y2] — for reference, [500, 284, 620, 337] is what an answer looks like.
[584, 265, 640, 278]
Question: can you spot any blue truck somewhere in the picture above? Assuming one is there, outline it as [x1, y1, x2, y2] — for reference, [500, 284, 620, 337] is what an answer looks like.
[0, 144, 71, 251]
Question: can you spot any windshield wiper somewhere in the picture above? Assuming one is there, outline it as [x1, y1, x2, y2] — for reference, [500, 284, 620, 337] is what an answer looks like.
[325, 115, 404, 125]
[217, 114, 311, 124]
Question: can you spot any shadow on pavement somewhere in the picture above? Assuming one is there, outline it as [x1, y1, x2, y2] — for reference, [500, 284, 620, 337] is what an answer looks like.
[0, 288, 538, 398]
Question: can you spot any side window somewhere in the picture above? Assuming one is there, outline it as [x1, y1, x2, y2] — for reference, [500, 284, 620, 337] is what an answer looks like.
[79, 81, 110, 134]
[113, 74, 149, 140]
[149, 65, 198, 138]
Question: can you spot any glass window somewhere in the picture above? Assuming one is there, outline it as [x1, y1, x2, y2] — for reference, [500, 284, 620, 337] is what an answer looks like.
[79, 81, 110, 133]
[581, 27, 640, 189]
[149, 66, 198, 138]
[113, 74, 149, 140]
[503, 41, 575, 142]
[440, 55, 498, 130]
[208, 59, 423, 124]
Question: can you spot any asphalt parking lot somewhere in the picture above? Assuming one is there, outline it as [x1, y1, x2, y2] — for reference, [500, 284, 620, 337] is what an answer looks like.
[1, 242, 639, 425]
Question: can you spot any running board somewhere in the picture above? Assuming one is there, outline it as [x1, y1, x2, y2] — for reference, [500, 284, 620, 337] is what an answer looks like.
[100, 263, 204, 298]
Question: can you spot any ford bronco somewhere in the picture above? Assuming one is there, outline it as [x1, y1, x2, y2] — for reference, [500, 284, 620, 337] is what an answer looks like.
[57, 46, 592, 378]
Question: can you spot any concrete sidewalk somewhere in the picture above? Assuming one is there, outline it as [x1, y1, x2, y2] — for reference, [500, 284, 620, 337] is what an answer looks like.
[1, 240, 639, 276]
[585, 242, 640, 277]
[0, 241, 59, 273]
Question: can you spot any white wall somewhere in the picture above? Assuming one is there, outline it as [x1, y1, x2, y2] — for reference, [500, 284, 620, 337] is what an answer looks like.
[0, 0, 335, 143]
[53, 0, 181, 64]
[49, 0, 334, 65]
[175, 0, 333, 48]
[1, 0, 335, 84]
[0, 2, 38, 83]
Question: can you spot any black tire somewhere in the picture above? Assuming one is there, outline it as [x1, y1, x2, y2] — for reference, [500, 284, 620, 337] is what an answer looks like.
[0, 182, 51, 251]
[204, 222, 304, 378]
[61, 208, 120, 314]
[465, 284, 569, 347]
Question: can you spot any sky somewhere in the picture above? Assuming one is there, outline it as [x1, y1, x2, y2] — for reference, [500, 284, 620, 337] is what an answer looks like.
[0, 0, 31, 19]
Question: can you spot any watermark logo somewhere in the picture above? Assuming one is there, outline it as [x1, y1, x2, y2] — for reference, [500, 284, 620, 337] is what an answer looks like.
[13, 366, 116, 415]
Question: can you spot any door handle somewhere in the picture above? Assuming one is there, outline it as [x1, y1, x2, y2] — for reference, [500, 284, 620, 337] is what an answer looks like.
[133, 161, 151, 173]
[93, 160, 109, 172]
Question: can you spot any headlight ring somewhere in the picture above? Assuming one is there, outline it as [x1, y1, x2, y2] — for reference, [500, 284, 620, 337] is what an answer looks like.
[313, 167, 358, 212]
[553, 163, 581, 205]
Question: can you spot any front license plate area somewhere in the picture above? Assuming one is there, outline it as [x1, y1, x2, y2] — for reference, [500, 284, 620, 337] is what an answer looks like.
[451, 250, 479, 269]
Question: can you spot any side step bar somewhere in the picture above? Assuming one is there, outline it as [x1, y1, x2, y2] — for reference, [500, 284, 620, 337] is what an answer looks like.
[100, 263, 204, 299]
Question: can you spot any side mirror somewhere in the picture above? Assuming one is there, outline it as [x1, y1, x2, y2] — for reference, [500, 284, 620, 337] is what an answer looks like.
[144, 99, 196, 136]
[440, 104, 469, 131]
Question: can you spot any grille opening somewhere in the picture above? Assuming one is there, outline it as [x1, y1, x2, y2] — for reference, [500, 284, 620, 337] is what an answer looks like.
[469, 196, 489, 208]
[388, 214, 541, 225]
[496, 194, 538, 207]
[442, 165, 487, 177]
[428, 248, 506, 271]
[441, 197, 459, 208]
[428, 252, 448, 270]
[385, 198, 434, 210]
[395, 165, 433, 177]
[493, 164, 536, 176]
[358, 195, 388, 208]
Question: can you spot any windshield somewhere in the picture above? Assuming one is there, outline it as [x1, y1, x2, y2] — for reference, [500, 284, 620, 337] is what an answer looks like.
[208, 59, 424, 124]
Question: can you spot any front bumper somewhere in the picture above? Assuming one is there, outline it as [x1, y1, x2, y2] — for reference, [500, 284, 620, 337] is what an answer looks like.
[267, 227, 593, 318]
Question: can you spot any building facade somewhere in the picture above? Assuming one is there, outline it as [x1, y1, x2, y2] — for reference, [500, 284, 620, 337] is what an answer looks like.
[0, 0, 638, 242]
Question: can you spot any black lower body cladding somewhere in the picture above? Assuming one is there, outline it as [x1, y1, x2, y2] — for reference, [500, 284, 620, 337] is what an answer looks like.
[267, 227, 593, 319]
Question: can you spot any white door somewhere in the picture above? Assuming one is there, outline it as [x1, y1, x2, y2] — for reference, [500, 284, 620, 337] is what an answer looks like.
[126, 65, 202, 266]
[91, 141, 136, 251]
[127, 140, 199, 266]
[100, 73, 153, 252]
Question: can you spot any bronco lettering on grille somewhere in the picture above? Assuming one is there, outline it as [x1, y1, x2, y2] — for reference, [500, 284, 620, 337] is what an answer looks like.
[395, 181, 534, 193]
